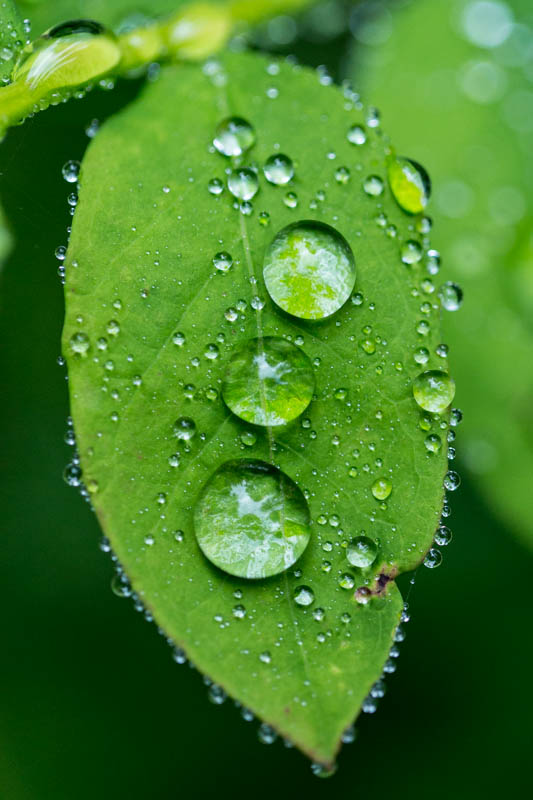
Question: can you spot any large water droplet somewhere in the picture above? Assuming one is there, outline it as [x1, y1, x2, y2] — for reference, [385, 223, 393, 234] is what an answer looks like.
[194, 459, 311, 579]
[263, 221, 356, 320]
[173, 416, 196, 440]
[413, 370, 456, 414]
[213, 117, 255, 157]
[387, 156, 431, 215]
[227, 168, 259, 201]
[346, 535, 378, 568]
[263, 154, 294, 185]
[222, 337, 314, 427]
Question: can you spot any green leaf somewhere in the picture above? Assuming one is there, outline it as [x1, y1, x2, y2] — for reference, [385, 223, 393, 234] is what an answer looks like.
[16, 1, 186, 34]
[0, 0, 25, 82]
[355, 0, 533, 549]
[63, 51, 449, 765]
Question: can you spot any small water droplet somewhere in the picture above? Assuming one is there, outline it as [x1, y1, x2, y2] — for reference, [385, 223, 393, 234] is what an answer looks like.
[173, 417, 196, 440]
[263, 154, 294, 185]
[413, 370, 455, 414]
[388, 156, 431, 214]
[346, 535, 378, 568]
[62, 160, 80, 183]
[371, 477, 392, 501]
[424, 433, 442, 453]
[227, 168, 259, 201]
[401, 240, 423, 265]
[69, 331, 90, 356]
[439, 281, 463, 311]
[363, 175, 384, 196]
[294, 585, 315, 606]
[347, 124, 366, 145]
[213, 117, 255, 157]
[208, 177, 224, 195]
[424, 547, 442, 568]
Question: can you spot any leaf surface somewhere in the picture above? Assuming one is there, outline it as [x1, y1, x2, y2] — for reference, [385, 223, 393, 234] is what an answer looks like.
[355, 0, 533, 548]
[0, 0, 25, 82]
[63, 51, 449, 764]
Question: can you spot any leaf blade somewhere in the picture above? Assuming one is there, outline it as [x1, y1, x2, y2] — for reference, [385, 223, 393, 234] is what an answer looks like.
[63, 52, 448, 763]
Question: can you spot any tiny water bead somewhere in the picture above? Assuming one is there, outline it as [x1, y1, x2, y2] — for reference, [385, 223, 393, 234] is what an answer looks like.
[347, 124, 366, 145]
[69, 331, 90, 356]
[371, 477, 392, 501]
[439, 281, 464, 311]
[413, 370, 456, 414]
[173, 416, 196, 440]
[213, 117, 255, 157]
[263, 221, 356, 320]
[62, 160, 80, 183]
[387, 156, 431, 215]
[400, 240, 423, 265]
[363, 175, 384, 197]
[424, 548, 443, 569]
[346, 535, 378, 568]
[208, 178, 224, 195]
[293, 585, 315, 606]
[227, 168, 259, 201]
[425, 433, 442, 453]
[194, 459, 311, 579]
[222, 337, 314, 427]
[213, 251, 233, 272]
[263, 154, 294, 185]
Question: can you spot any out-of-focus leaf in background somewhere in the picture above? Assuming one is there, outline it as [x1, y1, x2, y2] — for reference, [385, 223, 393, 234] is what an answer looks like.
[352, 0, 533, 549]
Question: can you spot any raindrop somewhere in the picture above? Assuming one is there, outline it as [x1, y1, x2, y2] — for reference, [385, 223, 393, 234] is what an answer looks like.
[401, 240, 423, 265]
[294, 585, 315, 606]
[213, 251, 233, 272]
[425, 434, 442, 453]
[208, 178, 224, 195]
[263, 154, 294, 185]
[387, 156, 431, 214]
[347, 124, 366, 145]
[346, 535, 378, 568]
[424, 548, 443, 569]
[413, 370, 455, 414]
[439, 281, 463, 311]
[213, 117, 255, 157]
[62, 160, 80, 183]
[263, 220, 356, 320]
[194, 459, 311, 579]
[444, 470, 461, 491]
[371, 477, 392, 501]
[335, 166, 351, 184]
[283, 191, 298, 208]
[173, 417, 196, 440]
[69, 331, 90, 356]
[363, 175, 384, 196]
[222, 337, 314, 427]
[435, 525, 453, 546]
[227, 168, 259, 201]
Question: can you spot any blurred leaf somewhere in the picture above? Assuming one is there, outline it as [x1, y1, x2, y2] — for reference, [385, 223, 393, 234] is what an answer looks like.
[355, 0, 533, 549]
[63, 51, 449, 764]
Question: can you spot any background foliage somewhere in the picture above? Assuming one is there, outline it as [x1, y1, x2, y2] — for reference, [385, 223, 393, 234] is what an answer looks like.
[0, 0, 530, 796]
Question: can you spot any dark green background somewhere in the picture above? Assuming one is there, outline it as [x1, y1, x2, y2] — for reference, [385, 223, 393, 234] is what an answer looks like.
[1, 13, 530, 800]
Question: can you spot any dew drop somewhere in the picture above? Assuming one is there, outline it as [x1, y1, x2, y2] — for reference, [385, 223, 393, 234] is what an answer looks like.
[363, 175, 384, 196]
[263, 221, 356, 320]
[439, 281, 463, 311]
[213, 117, 255, 157]
[371, 477, 392, 501]
[387, 156, 431, 215]
[62, 160, 80, 183]
[263, 154, 294, 185]
[213, 251, 233, 272]
[69, 331, 90, 356]
[208, 177, 224, 195]
[424, 547, 442, 569]
[283, 191, 298, 208]
[401, 240, 423, 265]
[194, 459, 311, 579]
[413, 370, 456, 414]
[347, 124, 366, 145]
[294, 585, 315, 606]
[222, 337, 314, 427]
[227, 168, 259, 201]
[346, 535, 378, 568]
[424, 433, 442, 453]
[173, 416, 196, 440]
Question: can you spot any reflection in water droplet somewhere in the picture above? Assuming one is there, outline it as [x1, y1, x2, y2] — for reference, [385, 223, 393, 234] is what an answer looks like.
[413, 370, 455, 414]
[439, 281, 463, 311]
[371, 477, 392, 500]
[62, 160, 80, 183]
[213, 251, 233, 272]
[387, 156, 431, 214]
[227, 168, 259, 201]
[424, 433, 442, 453]
[208, 178, 224, 195]
[346, 535, 378, 568]
[194, 459, 311, 579]
[173, 416, 196, 440]
[263, 154, 294, 185]
[69, 331, 90, 356]
[424, 547, 442, 568]
[294, 585, 315, 606]
[284, 191, 298, 208]
[347, 124, 366, 145]
[363, 175, 384, 196]
[401, 240, 423, 265]
[222, 337, 314, 427]
[263, 221, 356, 320]
[213, 117, 255, 157]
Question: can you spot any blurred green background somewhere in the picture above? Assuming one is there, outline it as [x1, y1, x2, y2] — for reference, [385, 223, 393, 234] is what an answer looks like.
[1, 1, 531, 797]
